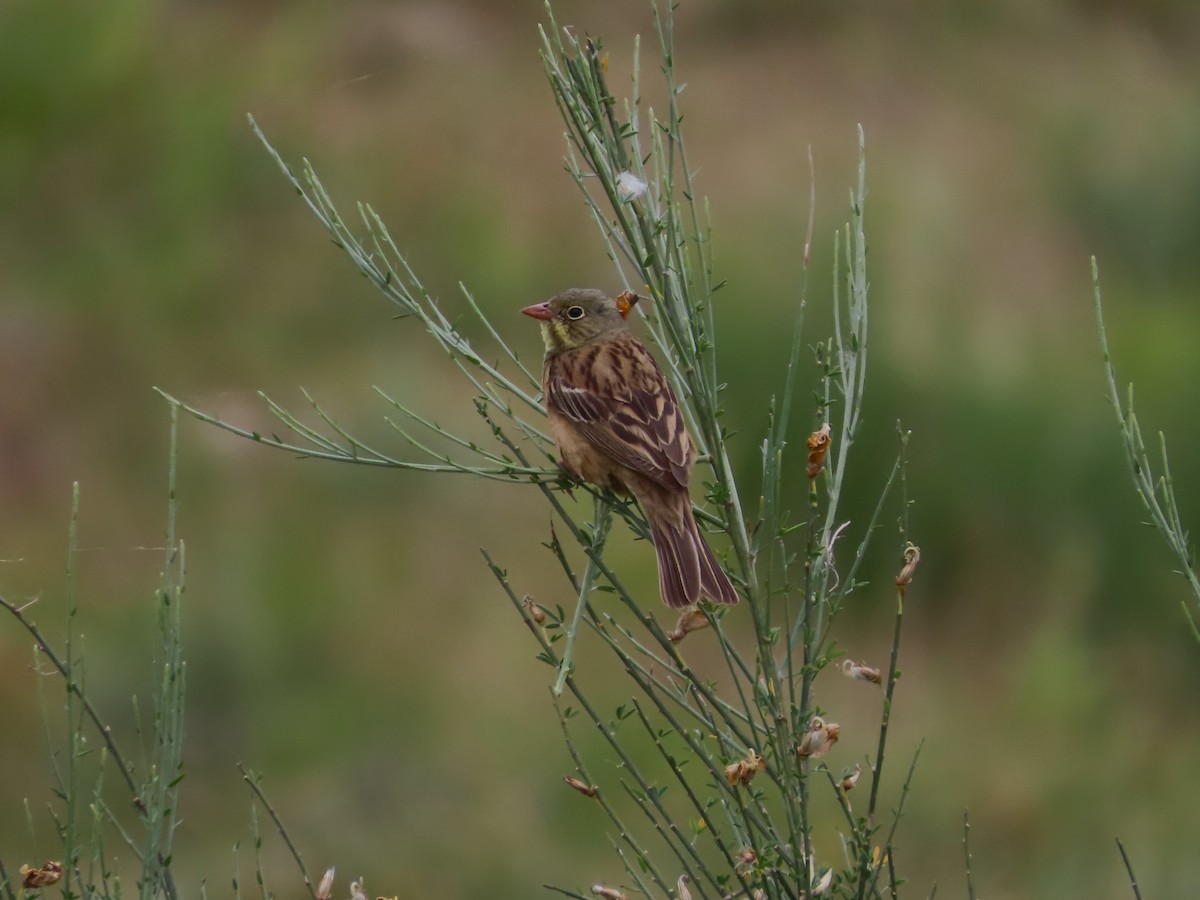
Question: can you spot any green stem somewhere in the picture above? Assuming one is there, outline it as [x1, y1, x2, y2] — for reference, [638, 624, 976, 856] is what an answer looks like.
[553, 496, 612, 696]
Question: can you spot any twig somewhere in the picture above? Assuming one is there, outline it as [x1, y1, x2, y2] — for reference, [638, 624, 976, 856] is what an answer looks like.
[551, 696, 674, 897]
[0, 597, 141, 803]
[1093, 256, 1200, 639]
[963, 810, 977, 900]
[1115, 837, 1143, 900]
[864, 429, 913, 832]
[0, 858, 15, 900]
[237, 765, 317, 900]
[542, 886, 590, 899]
[554, 496, 612, 695]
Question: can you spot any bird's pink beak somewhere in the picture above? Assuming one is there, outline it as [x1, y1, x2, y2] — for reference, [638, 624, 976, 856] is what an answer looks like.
[521, 301, 555, 320]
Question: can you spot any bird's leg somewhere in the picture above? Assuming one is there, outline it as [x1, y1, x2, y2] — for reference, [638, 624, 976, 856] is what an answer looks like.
[556, 459, 581, 500]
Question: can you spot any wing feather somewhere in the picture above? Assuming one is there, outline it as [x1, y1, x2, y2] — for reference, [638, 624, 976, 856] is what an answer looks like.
[546, 334, 692, 491]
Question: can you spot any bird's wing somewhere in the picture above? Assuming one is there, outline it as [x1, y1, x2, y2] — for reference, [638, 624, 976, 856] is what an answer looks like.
[547, 334, 692, 491]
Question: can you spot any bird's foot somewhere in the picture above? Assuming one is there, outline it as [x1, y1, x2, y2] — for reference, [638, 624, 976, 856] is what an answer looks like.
[556, 459, 581, 498]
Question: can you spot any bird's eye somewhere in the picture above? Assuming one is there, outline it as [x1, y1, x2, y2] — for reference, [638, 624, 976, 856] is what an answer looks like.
[566, 305, 585, 320]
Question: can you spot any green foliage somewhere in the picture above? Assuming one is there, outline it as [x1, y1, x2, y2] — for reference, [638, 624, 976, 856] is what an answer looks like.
[0, 414, 186, 900]
[5, 1, 1200, 898]
[1095, 258, 1200, 640]
[163, 3, 924, 896]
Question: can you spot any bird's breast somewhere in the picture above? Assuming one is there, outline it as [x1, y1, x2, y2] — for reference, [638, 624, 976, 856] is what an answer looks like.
[547, 406, 627, 492]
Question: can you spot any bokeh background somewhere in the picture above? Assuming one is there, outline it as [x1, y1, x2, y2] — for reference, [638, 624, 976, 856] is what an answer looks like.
[3, 0, 1200, 897]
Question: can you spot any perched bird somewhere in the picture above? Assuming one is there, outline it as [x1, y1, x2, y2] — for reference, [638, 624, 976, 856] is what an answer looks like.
[522, 288, 739, 609]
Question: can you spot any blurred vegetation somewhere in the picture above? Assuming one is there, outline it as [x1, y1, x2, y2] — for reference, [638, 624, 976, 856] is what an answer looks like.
[2, 1, 1200, 898]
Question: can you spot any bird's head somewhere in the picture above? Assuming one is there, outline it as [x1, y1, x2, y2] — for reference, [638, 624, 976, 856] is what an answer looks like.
[521, 288, 639, 354]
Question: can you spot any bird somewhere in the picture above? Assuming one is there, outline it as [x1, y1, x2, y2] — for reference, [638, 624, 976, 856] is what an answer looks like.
[521, 287, 739, 609]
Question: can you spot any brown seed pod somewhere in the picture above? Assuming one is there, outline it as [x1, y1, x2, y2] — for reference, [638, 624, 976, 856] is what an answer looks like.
[563, 775, 599, 798]
[736, 847, 759, 868]
[841, 763, 863, 792]
[797, 717, 840, 759]
[724, 749, 766, 786]
[841, 659, 882, 685]
[615, 290, 640, 320]
[21, 862, 63, 889]
[895, 542, 920, 587]
[521, 595, 547, 626]
[806, 423, 833, 478]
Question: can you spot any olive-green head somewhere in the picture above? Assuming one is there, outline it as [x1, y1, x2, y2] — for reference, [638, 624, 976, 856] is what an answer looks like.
[521, 288, 639, 354]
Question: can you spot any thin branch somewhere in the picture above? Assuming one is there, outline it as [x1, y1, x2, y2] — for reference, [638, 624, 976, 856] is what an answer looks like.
[553, 497, 612, 696]
[1115, 838, 1143, 900]
[0, 596, 142, 803]
[1093, 256, 1200, 637]
[237, 766, 317, 900]
[963, 810, 977, 900]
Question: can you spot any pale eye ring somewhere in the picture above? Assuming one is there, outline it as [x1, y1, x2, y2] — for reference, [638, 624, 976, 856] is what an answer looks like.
[566, 305, 585, 320]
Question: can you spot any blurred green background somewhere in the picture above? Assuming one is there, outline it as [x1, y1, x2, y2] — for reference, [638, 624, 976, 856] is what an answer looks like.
[3, 0, 1200, 897]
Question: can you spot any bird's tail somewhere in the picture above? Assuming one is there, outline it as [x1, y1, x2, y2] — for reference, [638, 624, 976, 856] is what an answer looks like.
[645, 492, 739, 609]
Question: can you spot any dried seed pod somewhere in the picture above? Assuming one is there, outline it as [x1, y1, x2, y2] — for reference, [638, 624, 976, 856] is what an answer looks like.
[615, 289, 640, 319]
[736, 847, 758, 869]
[592, 885, 627, 900]
[676, 874, 693, 900]
[811, 868, 833, 896]
[797, 717, 840, 759]
[667, 608, 709, 642]
[316, 868, 335, 900]
[841, 659, 882, 684]
[841, 763, 863, 792]
[21, 862, 63, 889]
[895, 543, 920, 587]
[521, 595, 547, 626]
[724, 749, 766, 785]
[806, 423, 833, 478]
[350, 879, 368, 900]
[563, 775, 599, 798]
